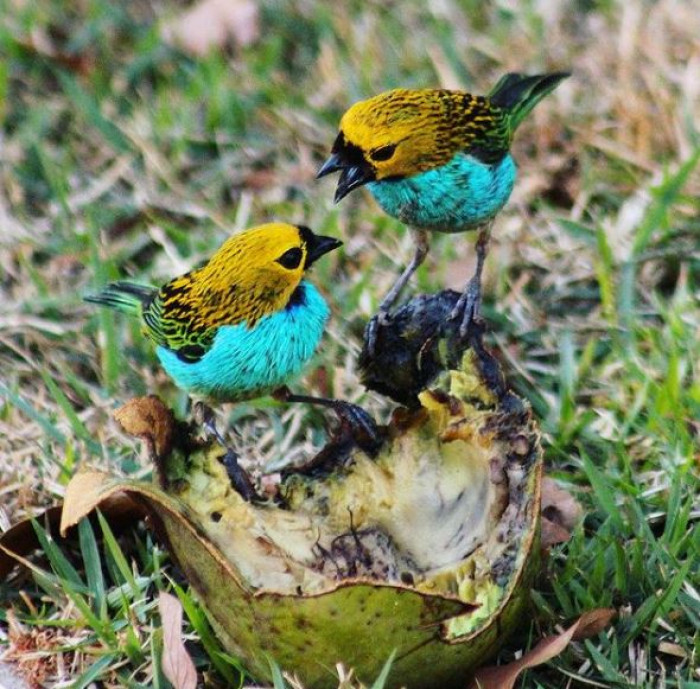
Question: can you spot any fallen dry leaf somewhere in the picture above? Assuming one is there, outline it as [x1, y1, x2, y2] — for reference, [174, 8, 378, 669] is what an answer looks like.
[570, 608, 617, 639]
[159, 592, 197, 689]
[0, 494, 141, 580]
[658, 641, 689, 659]
[113, 395, 175, 461]
[541, 477, 583, 530]
[0, 506, 62, 579]
[468, 608, 616, 689]
[540, 516, 573, 548]
[540, 477, 583, 547]
[162, 0, 260, 57]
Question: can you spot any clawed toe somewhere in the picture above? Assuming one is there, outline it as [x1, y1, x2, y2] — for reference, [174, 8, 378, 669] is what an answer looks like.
[332, 401, 384, 457]
[193, 402, 260, 502]
[365, 310, 392, 356]
[449, 279, 482, 338]
[219, 449, 261, 502]
[193, 402, 228, 445]
[272, 389, 385, 458]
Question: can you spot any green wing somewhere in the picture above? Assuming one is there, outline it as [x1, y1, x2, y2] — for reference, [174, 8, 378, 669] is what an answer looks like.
[454, 72, 569, 164]
[455, 95, 510, 163]
[142, 277, 217, 363]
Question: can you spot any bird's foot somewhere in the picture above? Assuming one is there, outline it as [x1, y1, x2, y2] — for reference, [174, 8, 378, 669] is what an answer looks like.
[365, 309, 392, 357]
[330, 400, 384, 458]
[219, 448, 261, 503]
[192, 402, 260, 502]
[273, 388, 385, 461]
[284, 400, 385, 479]
[450, 277, 483, 338]
[193, 402, 226, 445]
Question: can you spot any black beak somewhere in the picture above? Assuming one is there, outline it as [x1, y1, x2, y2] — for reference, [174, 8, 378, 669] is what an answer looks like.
[317, 153, 375, 203]
[300, 226, 343, 267]
[316, 152, 343, 179]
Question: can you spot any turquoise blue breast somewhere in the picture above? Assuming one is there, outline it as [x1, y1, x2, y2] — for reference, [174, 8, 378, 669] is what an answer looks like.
[156, 282, 330, 401]
[367, 152, 517, 232]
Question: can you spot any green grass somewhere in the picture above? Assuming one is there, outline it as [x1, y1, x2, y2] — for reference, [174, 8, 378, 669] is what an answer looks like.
[1, 0, 699, 687]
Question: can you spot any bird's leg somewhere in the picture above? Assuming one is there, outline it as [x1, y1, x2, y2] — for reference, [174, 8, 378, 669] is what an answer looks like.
[193, 401, 227, 445]
[273, 386, 384, 457]
[450, 222, 492, 337]
[366, 228, 430, 354]
[192, 401, 259, 502]
[379, 229, 431, 314]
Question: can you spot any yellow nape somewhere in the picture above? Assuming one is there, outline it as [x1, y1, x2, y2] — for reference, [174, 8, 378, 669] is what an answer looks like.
[339, 88, 500, 179]
[162, 223, 311, 329]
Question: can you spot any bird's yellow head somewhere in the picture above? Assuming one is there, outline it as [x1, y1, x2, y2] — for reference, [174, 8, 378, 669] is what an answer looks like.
[318, 89, 497, 201]
[161, 223, 342, 329]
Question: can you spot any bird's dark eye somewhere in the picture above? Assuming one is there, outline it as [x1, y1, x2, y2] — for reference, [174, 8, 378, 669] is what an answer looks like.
[370, 144, 397, 162]
[276, 247, 304, 270]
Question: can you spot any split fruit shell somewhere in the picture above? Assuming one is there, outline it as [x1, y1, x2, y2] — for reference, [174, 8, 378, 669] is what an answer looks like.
[62, 292, 543, 689]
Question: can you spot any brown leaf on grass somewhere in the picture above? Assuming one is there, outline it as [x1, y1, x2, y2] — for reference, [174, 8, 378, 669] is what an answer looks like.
[162, 0, 260, 57]
[0, 506, 62, 580]
[159, 592, 197, 689]
[0, 493, 141, 579]
[540, 517, 573, 548]
[113, 395, 175, 461]
[541, 478, 583, 529]
[658, 641, 689, 659]
[58, 473, 145, 537]
[540, 477, 583, 547]
[570, 608, 617, 639]
[468, 608, 616, 689]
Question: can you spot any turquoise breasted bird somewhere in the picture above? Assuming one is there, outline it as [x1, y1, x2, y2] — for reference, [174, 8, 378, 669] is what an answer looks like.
[86, 223, 378, 498]
[317, 72, 570, 345]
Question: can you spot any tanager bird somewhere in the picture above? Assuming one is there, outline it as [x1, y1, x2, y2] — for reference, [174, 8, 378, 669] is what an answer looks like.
[86, 222, 377, 498]
[317, 72, 570, 347]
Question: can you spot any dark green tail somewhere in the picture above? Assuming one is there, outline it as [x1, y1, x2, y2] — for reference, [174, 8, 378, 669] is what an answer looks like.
[85, 281, 156, 317]
[489, 72, 570, 132]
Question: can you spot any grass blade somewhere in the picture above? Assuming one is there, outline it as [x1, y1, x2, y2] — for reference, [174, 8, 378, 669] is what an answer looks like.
[370, 649, 397, 689]
[78, 518, 107, 618]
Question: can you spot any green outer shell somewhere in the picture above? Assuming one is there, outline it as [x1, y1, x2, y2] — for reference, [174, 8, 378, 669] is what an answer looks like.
[63, 443, 540, 689]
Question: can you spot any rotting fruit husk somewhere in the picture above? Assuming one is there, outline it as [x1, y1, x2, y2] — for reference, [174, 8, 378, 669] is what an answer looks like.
[61, 291, 543, 689]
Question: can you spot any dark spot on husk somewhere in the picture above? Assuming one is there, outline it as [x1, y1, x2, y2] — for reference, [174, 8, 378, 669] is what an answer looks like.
[295, 615, 310, 630]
